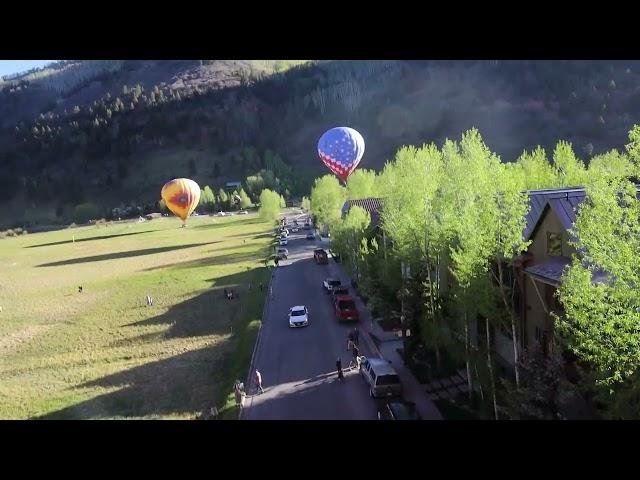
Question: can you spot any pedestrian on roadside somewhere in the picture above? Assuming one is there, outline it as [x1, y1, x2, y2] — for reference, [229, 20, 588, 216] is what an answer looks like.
[260, 283, 264, 291]
[224, 288, 228, 299]
[351, 344, 360, 368]
[255, 369, 264, 394]
[353, 327, 360, 346]
[336, 358, 344, 382]
[347, 331, 355, 351]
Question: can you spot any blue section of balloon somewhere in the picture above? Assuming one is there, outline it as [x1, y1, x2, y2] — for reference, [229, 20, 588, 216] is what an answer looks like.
[317, 127, 365, 181]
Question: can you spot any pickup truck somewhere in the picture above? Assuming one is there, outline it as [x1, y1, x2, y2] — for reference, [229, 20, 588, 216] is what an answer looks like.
[334, 294, 360, 322]
[313, 248, 328, 264]
[323, 278, 342, 293]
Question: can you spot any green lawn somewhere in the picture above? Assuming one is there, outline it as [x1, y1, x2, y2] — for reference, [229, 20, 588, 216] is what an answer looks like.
[0, 213, 274, 419]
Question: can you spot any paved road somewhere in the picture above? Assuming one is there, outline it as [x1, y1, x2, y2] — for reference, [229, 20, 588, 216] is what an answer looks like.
[243, 213, 379, 420]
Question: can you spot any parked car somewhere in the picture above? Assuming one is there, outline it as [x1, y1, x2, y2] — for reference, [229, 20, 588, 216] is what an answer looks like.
[238, 210, 249, 215]
[306, 231, 315, 240]
[334, 294, 359, 322]
[377, 401, 421, 420]
[323, 278, 342, 293]
[360, 357, 403, 399]
[288, 305, 309, 328]
[279, 238, 288, 246]
[330, 286, 349, 302]
[313, 248, 328, 264]
[291, 227, 299, 233]
[276, 248, 288, 259]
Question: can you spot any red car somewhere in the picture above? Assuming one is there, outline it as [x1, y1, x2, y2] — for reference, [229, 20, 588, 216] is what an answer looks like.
[334, 294, 359, 322]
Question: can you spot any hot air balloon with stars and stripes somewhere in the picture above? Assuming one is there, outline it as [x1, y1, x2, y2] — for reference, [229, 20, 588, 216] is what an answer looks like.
[317, 127, 365, 184]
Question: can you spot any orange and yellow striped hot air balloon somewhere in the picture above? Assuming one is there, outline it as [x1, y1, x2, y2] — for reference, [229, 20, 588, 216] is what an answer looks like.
[161, 178, 201, 226]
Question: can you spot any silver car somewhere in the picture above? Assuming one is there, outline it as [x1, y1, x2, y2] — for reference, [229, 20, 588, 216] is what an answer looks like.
[360, 357, 402, 398]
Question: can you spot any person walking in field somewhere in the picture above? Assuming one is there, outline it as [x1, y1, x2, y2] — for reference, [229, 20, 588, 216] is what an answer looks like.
[255, 369, 264, 394]
[146, 295, 153, 306]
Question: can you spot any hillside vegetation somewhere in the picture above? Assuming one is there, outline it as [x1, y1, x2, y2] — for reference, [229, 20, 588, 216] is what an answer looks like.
[2, 59, 640, 227]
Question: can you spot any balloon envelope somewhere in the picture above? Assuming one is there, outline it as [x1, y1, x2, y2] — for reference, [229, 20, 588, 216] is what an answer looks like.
[161, 178, 201, 223]
[317, 127, 365, 182]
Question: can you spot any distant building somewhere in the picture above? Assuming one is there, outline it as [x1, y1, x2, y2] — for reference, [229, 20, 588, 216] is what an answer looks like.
[341, 197, 384, 232]
[225, 181, 242, 191]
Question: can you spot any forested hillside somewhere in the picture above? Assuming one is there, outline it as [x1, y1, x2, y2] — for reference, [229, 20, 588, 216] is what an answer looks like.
[1, 59, 640, 227]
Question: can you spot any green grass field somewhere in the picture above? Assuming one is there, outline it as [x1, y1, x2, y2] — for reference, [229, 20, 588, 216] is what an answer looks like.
[0, 213, 275, 419]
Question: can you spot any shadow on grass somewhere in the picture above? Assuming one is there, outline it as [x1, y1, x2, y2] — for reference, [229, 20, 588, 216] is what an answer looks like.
[192, 219, 265, 231]
[36, 267, 271, 420]
[252, 233, 274, 240]
[36, 242, 220, 267]
[25, 230, 155, 249]
[142, 250, 266, 272]
[123, 271, 257, 338]
[223, 230, 270, 240]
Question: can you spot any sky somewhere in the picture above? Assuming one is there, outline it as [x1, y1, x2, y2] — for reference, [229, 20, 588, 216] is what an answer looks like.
[0, 60, 57, 78]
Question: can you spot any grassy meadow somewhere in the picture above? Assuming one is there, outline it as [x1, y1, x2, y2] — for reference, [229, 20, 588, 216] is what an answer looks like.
[0, 212, 275, 419]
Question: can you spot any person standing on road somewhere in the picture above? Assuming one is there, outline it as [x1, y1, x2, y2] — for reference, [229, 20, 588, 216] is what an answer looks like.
[347, 331, 355, 351]
[336, 358, 344, 382]
[353, 327, 360, 347]
[255, 370, 264, 394]
[351, 345, 360, 368]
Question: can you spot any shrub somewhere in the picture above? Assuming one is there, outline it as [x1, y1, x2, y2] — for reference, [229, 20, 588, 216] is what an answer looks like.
[73, 203, 99, 224]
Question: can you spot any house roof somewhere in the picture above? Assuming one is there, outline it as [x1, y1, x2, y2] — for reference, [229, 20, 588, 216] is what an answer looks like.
[524, 187, 587, 241]
[342, 198, 384, 228]
[524, 256, 609, 287]
[524, 256, 572, 287]
[524, 185, 640, 241]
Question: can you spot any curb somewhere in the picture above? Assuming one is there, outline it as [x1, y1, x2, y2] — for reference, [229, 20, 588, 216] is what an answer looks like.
[239, 265, 275, 420]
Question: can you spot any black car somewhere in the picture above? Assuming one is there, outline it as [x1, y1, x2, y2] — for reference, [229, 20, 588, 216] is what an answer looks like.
[377, 401, 421, 420]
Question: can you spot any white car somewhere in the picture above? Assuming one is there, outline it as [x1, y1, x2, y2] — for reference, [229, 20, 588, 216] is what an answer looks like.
[239, 210, 249, 215]
[289, 306, 309, 328]
[279, 238, 288, 246]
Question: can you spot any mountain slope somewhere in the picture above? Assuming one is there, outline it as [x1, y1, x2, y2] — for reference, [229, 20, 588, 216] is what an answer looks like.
[1, 59, 640, 227]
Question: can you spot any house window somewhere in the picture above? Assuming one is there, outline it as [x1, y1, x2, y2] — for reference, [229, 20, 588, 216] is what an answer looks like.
[547, 232, 562, 256]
